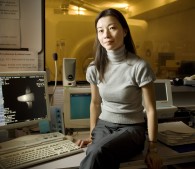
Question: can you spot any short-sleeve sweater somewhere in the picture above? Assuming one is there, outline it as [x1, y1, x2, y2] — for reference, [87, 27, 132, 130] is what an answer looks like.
[86, 45, 156, 124]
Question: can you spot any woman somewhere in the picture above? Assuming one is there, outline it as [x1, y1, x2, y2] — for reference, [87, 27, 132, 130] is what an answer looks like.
[77, 8, 162, 169]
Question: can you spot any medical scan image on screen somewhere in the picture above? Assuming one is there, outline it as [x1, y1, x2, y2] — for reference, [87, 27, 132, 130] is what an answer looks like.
[0, 74, 47, 127]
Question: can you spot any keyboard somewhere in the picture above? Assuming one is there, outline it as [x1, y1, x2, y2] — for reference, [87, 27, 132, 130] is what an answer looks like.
[0, 132, 83, 169]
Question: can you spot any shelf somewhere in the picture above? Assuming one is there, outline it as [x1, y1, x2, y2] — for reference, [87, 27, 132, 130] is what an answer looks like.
[172, 85, 195, 92]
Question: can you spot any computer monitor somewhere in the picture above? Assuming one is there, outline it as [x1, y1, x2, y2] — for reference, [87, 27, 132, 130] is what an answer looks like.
[178, 60, 195, 78]
[154, 79, 173, 107]
[0, 71, 50, 130]
[64, 87, 91, 129]
[154, 79, 177, 118]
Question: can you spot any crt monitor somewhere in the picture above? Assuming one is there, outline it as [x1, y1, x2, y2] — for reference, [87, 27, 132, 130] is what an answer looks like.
[154, 79, 173, 108]
[0, 71, 50, 130]
[154, 79, 177, 118]
[64, 87, 91, 129]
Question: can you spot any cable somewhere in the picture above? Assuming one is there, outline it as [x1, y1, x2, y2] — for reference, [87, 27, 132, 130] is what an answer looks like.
[50, 53, 58, 106]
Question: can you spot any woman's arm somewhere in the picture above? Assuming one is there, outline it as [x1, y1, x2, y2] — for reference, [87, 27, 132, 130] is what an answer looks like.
[90, 83, 102, 136]
[142, 82, 163, 169]
[142, 82, 157, 145]
[76, 83, 101, 147]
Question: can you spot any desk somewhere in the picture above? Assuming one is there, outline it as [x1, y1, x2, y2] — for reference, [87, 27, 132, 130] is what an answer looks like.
[28, 141, 195, 169]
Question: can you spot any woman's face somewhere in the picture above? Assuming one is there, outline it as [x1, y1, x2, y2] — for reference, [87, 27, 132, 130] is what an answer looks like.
[96, 16, 126, 51]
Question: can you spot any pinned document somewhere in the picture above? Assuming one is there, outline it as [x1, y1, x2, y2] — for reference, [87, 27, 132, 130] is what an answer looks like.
[0, 50, 38, 71]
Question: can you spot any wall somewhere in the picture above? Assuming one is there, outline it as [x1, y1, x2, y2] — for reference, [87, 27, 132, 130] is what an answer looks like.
[144, 8, 195, 78]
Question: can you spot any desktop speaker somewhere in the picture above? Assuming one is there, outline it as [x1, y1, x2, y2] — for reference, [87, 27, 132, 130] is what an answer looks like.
[50, 106, 65, 134]
[62, 58, 76, 86]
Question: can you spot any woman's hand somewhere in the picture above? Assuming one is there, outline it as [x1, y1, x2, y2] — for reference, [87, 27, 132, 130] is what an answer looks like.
[76, 137, 92, 148]
[145, 151, 163, 169]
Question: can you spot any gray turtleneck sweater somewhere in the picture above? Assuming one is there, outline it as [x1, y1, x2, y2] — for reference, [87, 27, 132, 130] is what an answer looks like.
[86, 46, 155, 124]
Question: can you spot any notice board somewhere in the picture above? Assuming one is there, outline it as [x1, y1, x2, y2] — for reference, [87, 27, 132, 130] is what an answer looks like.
[0, 0, 44, 71]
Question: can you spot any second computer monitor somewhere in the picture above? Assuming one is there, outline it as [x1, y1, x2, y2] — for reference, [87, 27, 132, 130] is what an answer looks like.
[154, 79, 174, 108]
[64, 87, 91, 129]
[154, 79, 177, 119]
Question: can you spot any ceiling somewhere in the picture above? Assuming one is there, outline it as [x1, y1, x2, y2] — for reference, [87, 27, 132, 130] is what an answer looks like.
[46, 0, 195, 20]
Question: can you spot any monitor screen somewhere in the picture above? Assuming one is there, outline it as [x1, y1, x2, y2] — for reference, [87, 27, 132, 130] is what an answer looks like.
[0, 71, 50, 130]
[64, 87, 91, 129]
[70, 93, 90, 120]
[154, 83, 167, 101]
[154, 79, 173, 108]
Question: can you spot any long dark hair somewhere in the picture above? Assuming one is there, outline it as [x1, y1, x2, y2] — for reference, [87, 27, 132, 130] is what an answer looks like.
[93, 8, 136, 81]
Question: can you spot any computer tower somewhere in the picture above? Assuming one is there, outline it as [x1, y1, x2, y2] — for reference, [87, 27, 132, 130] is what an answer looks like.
[62, 58, 76, 86]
